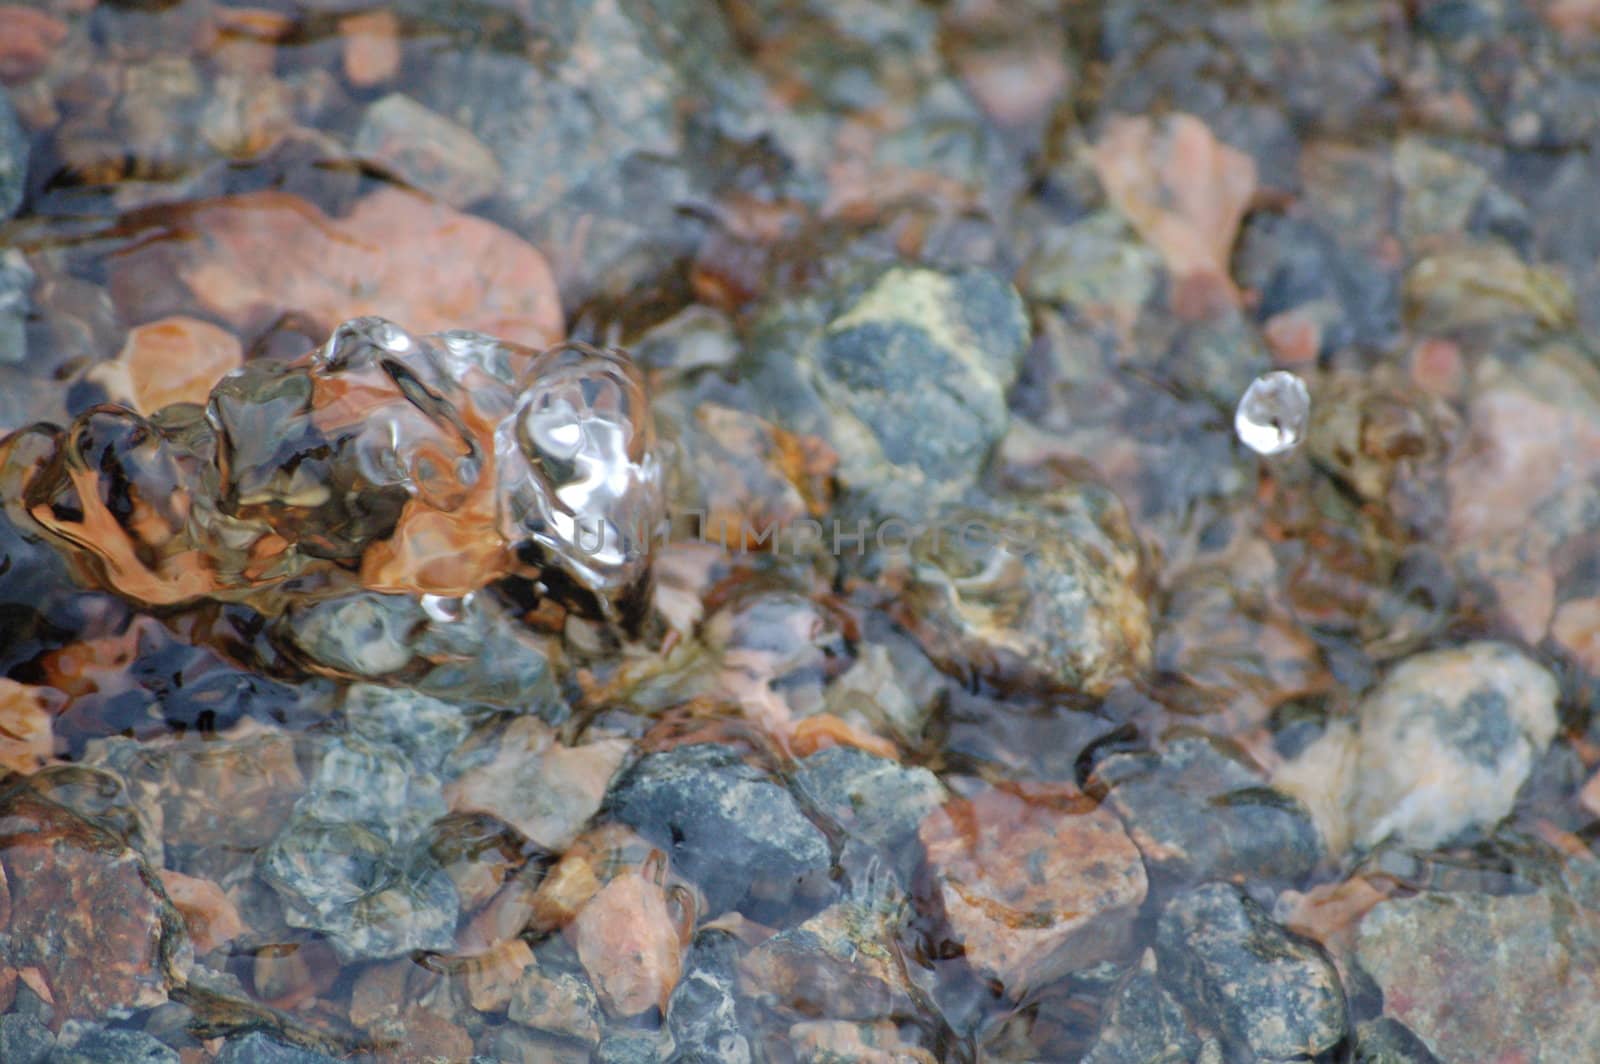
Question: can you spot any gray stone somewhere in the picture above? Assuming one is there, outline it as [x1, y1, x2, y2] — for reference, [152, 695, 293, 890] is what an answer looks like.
[738, 895, 916, 1024]
[296, 734, 447, 846]
[46, 1026, 178, 1064]
[1355, 886, 1600, 1061]
[282, 591, 564, 717]
[213, 1032, 342, 1064]
[595, 1028, 674, 1064]
[506, 965, 601, 1045]
[0, 87, 25, 220]
[0, 1013, 55, 1064]
[0, 248, 33, 367]
[606, 743, 831, 917]
[747, 265, 1029, 520]
[1156, 883, 1348, 1062]
[667, 931, 753, 1064]
[352, 93, 501, 208]
[257, 816, 458, 960]
[1081, 951, 1199, 1064]
[1354, 1018, 1442, 1064]
[1096, 734, 1321, 886]
[341, 683, 475, 778]
[791, 746, 944, 887]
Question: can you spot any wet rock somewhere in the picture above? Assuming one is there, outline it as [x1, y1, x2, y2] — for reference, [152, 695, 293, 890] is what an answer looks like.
[352, 93, 501, 208]
[1354, 1017, 1442, 1064]
[446, 716, 629, 852]
[1080, 950, 1200, 1064]
[45, 1025, 178, 1064]
[283, 593, 565, 713]
[0, 783, 188, 1023]
[213, 1032, 340, 1064]
[791, 746, 944, 886]
[157, 870, 246, 956]
[506, 963, 602, 1045]
[295, 733, 447, 846]
[667, 930, 754, 1064]
[1093, 733, 1321, 886]
[739, 893, 914, 1023]
[0, 678, 62, 776]
[1019, 210, 1162, 332]
[785, 1020, 936, 1063]
[1156, 883, 1347, 1062]
[1092, 112, 1257, 307]
[1275, 642, 1560, 854]
[341, 683, 474, 776]
[595, 1027, 674, 1064]
[87, 727, 306, 880]
[885, 479, 1150, 695]
[606, 743, 832, 918]
[1355, 885, 1600, 1061]
[338, 10, 401, 90]
[917, 783, 1146, 995]
[0, 1011, 54, 1064]
[0, 87, 27, 220]
[84, 317, 243, 416]
[748, 265, 1028, 520]
[108, 190, 562, 348]
[257, 817, 458, 961]
[1404, 240, 1574, 334]
[574, 868, 686, 1017]
[0, 247, 31, 367]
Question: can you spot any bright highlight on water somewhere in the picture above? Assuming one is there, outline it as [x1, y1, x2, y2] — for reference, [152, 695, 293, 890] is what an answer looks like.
[1235, 371, 1310, 456]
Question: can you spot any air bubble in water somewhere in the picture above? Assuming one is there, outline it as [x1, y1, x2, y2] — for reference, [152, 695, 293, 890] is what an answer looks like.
[1235, 371, 1310, 456]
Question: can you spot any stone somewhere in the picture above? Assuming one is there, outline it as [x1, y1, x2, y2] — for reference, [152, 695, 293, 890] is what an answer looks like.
[507, 964, 602, 1045]
[85, 317, 243, 415]
[0, 784, 188, 1023]
[1275, 641, 1560, 854]
[1092, 112, 1257, 306]
[1080, 950, 1200, 1064]
[108, 188, 563, 349]
[257, 817, 458, 961]
[156, 870, 245, 956]
[0, 8, 66, 87]
[605, 743, 832, 918]
[0, 247, 31, 367]
[339, 10, 401, 88]
[1094, 733, 1321, 886]
[0, 678, 62, 775]
[0, 1012, 54, 1064]
[573, 870, 685, 1017]
[295, 734, 447, 846]
[786, 1021, 937, 1063]
[1156, 883, 1347, 1062]
[667, 931, 754, 1064]
[213, 1031, 341, 1063]
[341, 683, 474, 777]
[45, 1025, 178, 1063]
[282, 591, 564, 715]
[917, 783, 1146, 994]
[738, 895, 915, 1023]
[352, 93, 502, 208]
[1356, 886, 1600, 1061]
[595, 1028, 674, 1064]
[747, 265, 1029, 520]
[1354, 1018, 1442, 1064]
[0, 87, 25, 220]
[446, 716, 630, 852]
[790, 746, 944, 886]
[887, 480, 1150, 695]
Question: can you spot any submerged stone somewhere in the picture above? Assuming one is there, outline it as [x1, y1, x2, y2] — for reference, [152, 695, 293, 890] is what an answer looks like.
[605, 743, 832, 918]
[1156, 883, 1347, 1062]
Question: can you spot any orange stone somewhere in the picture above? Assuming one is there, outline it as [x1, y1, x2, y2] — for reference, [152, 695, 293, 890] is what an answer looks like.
[918, 783, 1147, 994]
[340, 9, 402, 88]
[94, 316, 244, 415]
[572, 871, 684, 1016]
[157, 869, 247, 954]
[0, 6, 67, 86]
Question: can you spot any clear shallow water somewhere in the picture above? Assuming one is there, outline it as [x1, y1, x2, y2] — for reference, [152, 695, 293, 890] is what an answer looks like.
[1, 0, 1600, 1061]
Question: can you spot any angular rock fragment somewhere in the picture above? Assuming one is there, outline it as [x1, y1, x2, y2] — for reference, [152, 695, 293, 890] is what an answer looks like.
[606, 743, 832, 918]
[1156, 883, 1347, 1062]
[917, 783, 1146, 995]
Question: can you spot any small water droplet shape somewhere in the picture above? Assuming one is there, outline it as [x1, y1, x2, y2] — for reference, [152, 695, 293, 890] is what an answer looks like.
[1235, 371, 1310, 456]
